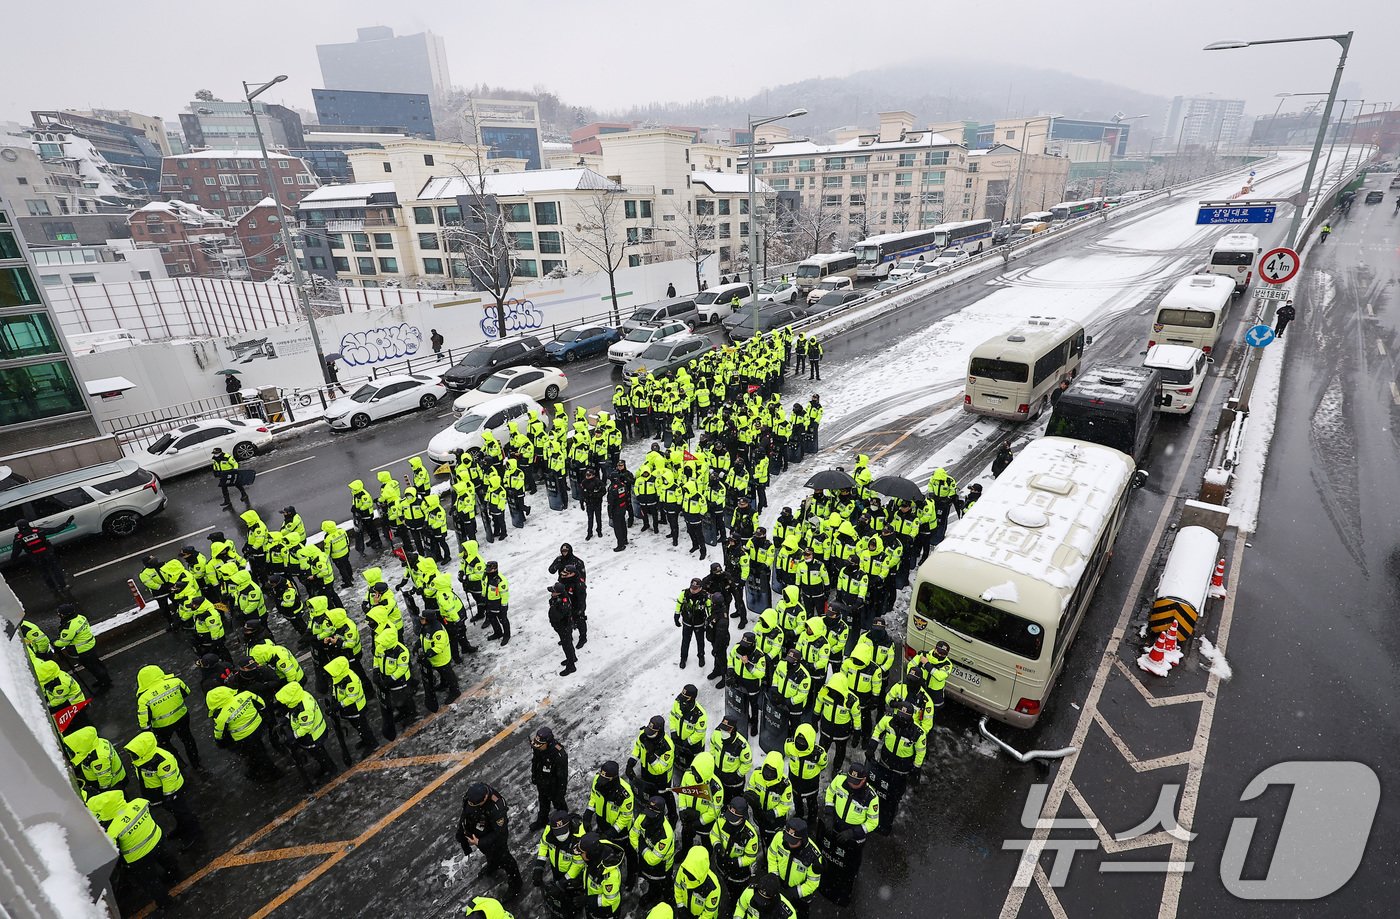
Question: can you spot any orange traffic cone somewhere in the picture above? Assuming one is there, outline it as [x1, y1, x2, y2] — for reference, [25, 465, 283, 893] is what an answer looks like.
[1138, 632, 1173, 676]
[1162, 621, 1184, 666]
[1208, 559, 1227, 599]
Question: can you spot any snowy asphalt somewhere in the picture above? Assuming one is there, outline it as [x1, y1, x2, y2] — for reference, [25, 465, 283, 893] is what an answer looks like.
[16, 152, 1392, 918]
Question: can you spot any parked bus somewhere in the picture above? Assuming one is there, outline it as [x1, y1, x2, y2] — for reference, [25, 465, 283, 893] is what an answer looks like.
[906, 436, 1137, 727]
[964, 317, 1087, 420]
[931, 219, 995, 253]
[1048, 200, 1101, 221]
[1019, 211, 1053, 226]
[1207, 232, 1261, 293]
[1147, 273, 1235, 355]
[853, 228, 941, 279]
[793, 251, 859, 294]
[1045, 362, 1161, 465]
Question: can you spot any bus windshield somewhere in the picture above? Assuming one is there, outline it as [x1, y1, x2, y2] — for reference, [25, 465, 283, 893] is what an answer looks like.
[1210, 251, 1253, 266]
[1046, 408, 1136, 456]
[854, 245, 880, 264]
[916, 583, 1045, 660]
[1156, 308, 1216, 328]
[969, 357, 1029, 382]
[796, 264, 823, 278]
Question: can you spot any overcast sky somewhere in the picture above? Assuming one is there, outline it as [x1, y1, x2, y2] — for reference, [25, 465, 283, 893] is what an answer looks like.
[2, 0, 1392, 130]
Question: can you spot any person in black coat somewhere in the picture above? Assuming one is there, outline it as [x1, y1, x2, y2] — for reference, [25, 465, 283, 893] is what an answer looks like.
[549, 582, 578, 676]
[992, 441, 1015, 478]
[607, 476, 631, 552]
[1274, 302, 1296, 337]
[580, 469, 606, 540]
[530, 726, 569, 830]
[457, 781, 523, 898]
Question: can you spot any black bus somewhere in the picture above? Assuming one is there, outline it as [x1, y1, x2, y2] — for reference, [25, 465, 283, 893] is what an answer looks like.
[1045, 363, 1161, 465]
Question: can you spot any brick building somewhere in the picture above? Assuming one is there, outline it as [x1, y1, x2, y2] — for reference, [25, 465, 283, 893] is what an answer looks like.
[158, 150, 319, 219]
[127, 200, 246, 278]
[232, 198, 284, 281]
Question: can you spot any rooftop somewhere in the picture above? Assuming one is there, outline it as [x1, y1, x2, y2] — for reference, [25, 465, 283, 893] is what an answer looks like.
[133, 200, 231, 226]
[418, 167, 622, 199]
[298, 182, 397, 205]
[690, 171, 774, 195]
[165, 149, 302, 160]
[748, 130, 960, 160]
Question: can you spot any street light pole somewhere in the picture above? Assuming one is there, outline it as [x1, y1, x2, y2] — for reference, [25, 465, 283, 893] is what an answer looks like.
[1312, 98, 1354, 211]
[245, 75, 331, 386]
[746, 107, 807, 339]
[1009, 115, 1059, 222]
[1207, 31, 1353, 247]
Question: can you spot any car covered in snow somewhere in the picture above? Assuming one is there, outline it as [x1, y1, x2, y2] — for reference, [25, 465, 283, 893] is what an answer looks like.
[324, 374, 446, 431]
[139, 418, 273, 478]
[451, 366, 567, 412]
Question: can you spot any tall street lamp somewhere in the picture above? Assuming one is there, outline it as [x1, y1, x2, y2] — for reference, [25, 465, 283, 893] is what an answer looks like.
[1100, 113, 1148, 210]
[244, 75, 331, 386]
[746, 107, 807, 339]
[1206, 31, 1354, 247]
[1009, 114, 1059, 221]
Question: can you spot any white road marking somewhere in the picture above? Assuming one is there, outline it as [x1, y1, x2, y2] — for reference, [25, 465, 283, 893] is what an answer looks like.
[99, 629, 166, 660]
[371, 451, 424, 472]
[259, 456, 317, 475]
[1390, 382, 1400, 406]
[1366, 303, 1375, 317]
[1377, 340, 1387, 357]
[999, 363, 1230, 918]
[73, 527, 214, 576]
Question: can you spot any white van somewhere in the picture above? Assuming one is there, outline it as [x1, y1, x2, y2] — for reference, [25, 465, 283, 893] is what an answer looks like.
[806, 276, 854, 304]
[1207, 232, 1261, 293]
[1148, 274, 1235, 355]
[1019, 211, 1053, 226]
[693, 282, 752, 323]
[794, 252, 859, 295]
[1144, 344, 1209, 414]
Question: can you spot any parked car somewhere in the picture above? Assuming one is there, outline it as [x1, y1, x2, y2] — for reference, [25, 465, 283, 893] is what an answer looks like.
[622, 297, 700, 332]
[887, 259, 926, 281]
[0, 466, 30, 491]
[426, 394, 542, 463]
[873, 279, 908, 293]
[324, 374, 446, 431]
[694, 283, 753, 323]
[1365, 190, 1385, 204]
[810, 290, 865, 312]
[992, 223, 1017, 244]
[723, 305, 809, 340]
[607, 320, 691, 365]
[452, 365, 567, 412]
[932, 248, 972, 267]
[756, 281, 798, 304]
[544, 325, 621, 363]
[1388, 176, 1400, 188]
[139, 418, 273, 478]
[805, 276, 854, 304]
[1, 459, 165, 562]
[441, 336, 547, 392]
[622, 335, 714, 380]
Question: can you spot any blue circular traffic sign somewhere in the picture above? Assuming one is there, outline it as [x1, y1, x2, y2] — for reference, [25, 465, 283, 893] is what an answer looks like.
[1245, 325, 1276, 348]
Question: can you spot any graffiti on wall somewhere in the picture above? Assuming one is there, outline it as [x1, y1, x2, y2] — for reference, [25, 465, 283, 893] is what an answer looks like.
[338, 323, 424, 366]
[479, 298, 544, 339]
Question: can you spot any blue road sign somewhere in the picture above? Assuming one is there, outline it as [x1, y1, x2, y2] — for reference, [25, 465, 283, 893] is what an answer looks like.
[1245, 325, 1276, 348]
[1197, 205, 1277, 225]
[1249, 170, 1257, 177]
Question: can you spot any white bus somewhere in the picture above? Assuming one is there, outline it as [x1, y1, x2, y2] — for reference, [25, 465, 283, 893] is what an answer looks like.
[853, 228, 941, 279]
[793, 251, 859, 294]
[964, 317, 1087, 420]
[931, 219, 994, 253]
[907, 436, 1137, 727]
[1147, 273, 1235, 355]
[1207, 232, 1261, 292]
[1048, 200, 1101, 221]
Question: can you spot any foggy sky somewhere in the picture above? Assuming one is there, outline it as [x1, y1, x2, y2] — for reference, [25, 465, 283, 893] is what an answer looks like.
[2, 0, 1392, 133]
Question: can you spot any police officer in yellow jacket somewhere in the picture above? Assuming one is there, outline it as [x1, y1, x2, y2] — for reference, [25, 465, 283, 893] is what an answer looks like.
[630, 793, 677, 910]
[135, 664, 203, 770]
[766, 818, 822, 919]
[125, 730, 202, 847]
[86, 789, 181, 909]
[672, 844, 722, 919]
[55, 603, 111, 691]
[534, 810, 586, 912]
[820, 761, 879, 904]
[578, 831, 625, 917]
[64, 725, 127, 795]
[275, 681, 339, 784]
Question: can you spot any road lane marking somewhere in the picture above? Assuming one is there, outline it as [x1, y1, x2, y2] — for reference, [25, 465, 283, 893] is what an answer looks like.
[259, 456, 317, 475]
[370, 450, 425, 472]
[1366, 302, 1375, 317]
[1391, 382, 1400, 405]
[72, 527, 214, 576]
[1378, 340, 1387, 357]
[99, 630, 166, 660]
[1112, 659, 1209, 707]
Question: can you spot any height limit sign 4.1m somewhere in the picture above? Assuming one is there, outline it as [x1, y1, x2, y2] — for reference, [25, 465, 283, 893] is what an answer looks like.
[1258, 247, 1300, 285]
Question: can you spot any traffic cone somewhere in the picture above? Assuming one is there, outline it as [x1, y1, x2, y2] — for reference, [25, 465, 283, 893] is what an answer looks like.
[1208, 559, 1227, 599]
[1138, 632, 1173, 677]
[1162, 622, 1184, 666]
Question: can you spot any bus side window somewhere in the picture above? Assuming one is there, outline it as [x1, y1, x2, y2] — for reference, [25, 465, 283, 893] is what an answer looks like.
[1070, 331, 1086, 358]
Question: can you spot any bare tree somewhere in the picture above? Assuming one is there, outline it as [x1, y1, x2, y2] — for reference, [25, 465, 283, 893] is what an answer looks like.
[566, 188, 632, 324]
[783, 200, 842, 258]
[667, 199, 717, 292]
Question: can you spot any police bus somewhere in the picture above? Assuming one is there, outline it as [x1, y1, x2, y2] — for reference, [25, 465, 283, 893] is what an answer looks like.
[1048, 200, 1101, 221]
[793, 251, 859, 295]
[853, 228, 941, 279]
[906, 436, 1137, 727]
[931, 219, 995, 253]
[964, 317, 1087, 420]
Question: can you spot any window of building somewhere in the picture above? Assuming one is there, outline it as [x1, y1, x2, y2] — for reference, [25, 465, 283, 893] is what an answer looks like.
[509, 231, 535, 250]
[240, 174, 260, 185]
[798, 159, 815, 173]
[534, 202, 560, 225]
[423, 154, 435, 166]
[422, 257, 444, 275]
[921, 191, 943, 205]
[332, 256, 350, 272]
[898, 153, 917, 167]
[543, 259, 566, 275]
[281, 176, 294, 185]
[625, 200, 638, 219]
[627, 254, 641, 268]
[922, 171, 945, 185]
[203, 177, 217, 186]
[772, 162, 790, 174]
[661, 188, 675, 196]
[895, 172, 913, 187]
[0, 359, 86, 424]
[414, 207, 435, 225]
[823, 175, 843, 188]
[356, 257, 376, 275]
[894, 192, 912, 206]
[739, 222, 749, 237]
[640, 200, 652, 218]
[504, 203, 530, 222]
[0, 267, 41, 308]
[823, 195, 842, 208]
[538, 231, 563, 254]
[418, 232, 439, 250]
[718, 223, 731, 239]
[0, 231, 20, 260]
[825, 157, 846, 171]
[373, 233, 393, 250]
[278, 160, 291, 169]
[768, 178, 789, 190]
[696, 199, 714, 216]
[626, 227, 639, 244]
[309, 255, 327, 270]
[514, 259, 538, 278]
[438, 205, 463, 226]
[327, 234, 344, 250]
[719, 246, 731, 263]
[219, 174, 238, 187]
[352, 233, 371, 252]
[297, 174, 314, 185]
[40, 223, 78, 243]
[849, 194, 866, 207]
[26, 200, 51, 216]
[38, 274, 60, 286]
[450, 259, 470, 279]
[965, 178, 974, 188]
[718, 200, 731, 216]
[968, 161, 980, 173]
[378, 257, 398, 273]
[382, 162, 392, 173]
[0, 312, 62, 360]
[1006, 129, 1017, 140]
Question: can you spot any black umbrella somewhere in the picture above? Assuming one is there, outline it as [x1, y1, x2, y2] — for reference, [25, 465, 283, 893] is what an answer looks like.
[323, 351, 343, 363]
[804, 469, 857, 490]
[870, 475, 925, 503]
[215, 369, 241, 376]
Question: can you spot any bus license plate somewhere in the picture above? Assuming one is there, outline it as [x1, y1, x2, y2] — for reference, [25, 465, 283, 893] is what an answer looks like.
[951, 666, 981, 686]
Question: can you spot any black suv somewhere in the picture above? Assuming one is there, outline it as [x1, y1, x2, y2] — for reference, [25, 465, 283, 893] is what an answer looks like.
[441, 335, 547, 392]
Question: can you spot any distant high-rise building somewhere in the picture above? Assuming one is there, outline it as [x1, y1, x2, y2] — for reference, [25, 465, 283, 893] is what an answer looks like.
[470, 99, 542, 170]
[316, 27, 451, 100]
[178, 100, 304, 153]
[62, 109, 172, 156]
[312, 88, 435, 139]
[1164, 96, 1246, 148]
[30, 110, 163, 197]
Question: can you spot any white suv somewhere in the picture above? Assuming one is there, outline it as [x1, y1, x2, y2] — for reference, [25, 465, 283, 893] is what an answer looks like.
[607, 320, 691, 365]
[806, 277, 854, 304]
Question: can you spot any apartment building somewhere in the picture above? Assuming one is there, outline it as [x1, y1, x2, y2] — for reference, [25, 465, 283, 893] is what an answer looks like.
[127, 200, 242, 278]
[158, 150, 319, 218]
[744, 112, 971, 247]
[967, 144, 1070, 223]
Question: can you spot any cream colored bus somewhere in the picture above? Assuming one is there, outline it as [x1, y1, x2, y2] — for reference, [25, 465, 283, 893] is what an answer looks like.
[964, 317, 1087, 420]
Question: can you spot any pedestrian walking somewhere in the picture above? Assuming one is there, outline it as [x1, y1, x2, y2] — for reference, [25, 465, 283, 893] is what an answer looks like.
[325, 356, 348, 395]
[666, 282, 677, 298]
[549, 583, 578, 676]
[530, 726, 570, 830]
[211, 447, 250, 508]
[11, 516, 74, 593]
[457, 782, 524, 900]
[1319, 223, 1331, 243]
[431, 328, 445, 356]
[992, 441, 1015, 478]
[1274, 302, 1296, 338]
[225, 372, 243, 406]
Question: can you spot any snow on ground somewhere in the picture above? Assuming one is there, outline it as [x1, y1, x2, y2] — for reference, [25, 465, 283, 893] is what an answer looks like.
[1197, 636, 1233, 681]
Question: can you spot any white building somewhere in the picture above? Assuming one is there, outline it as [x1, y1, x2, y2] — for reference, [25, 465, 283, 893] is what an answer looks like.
[30, 238, 168, 288]
[1164, 96, 1246, 148]
[316, 27, 452, 100]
